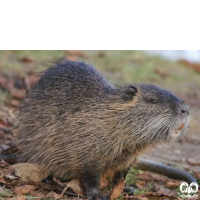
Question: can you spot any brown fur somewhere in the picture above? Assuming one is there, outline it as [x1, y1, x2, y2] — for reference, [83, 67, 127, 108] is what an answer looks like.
[18, 60, 190, 194]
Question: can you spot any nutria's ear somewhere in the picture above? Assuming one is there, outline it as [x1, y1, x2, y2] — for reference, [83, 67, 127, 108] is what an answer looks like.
[123, 86, 138, 100]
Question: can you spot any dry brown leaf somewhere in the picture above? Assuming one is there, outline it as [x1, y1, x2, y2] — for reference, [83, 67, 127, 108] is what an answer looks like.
[187, 158, 200, 165]
[98, 51, 107, 58]
[15, 194, 26, 200]
[11, 89, 25, 100]
[100, 178, 109, 189]
[4, 174, 19, 181]
[64, 178, 85, 197]
[135, 172, 169, 182]
[7, 100, 20, 107]
[20, 57, 34, 63]
[0, 119, 12, 129]
[0, 162, 15, 175]
[135, 173, 159, 181]
[128, 192, 179, 200]
[193, 171, 200, 180]
[155, 69, 171, 78]
[135, 180, 147, 190]
[29, 190, 45, 198]
[110, 179, 125, 200]
[37, 181, 60, 192]
[166, 180, 183, 188]
[0, 159, 9, 168]
[0, 76, 7, 86]
[46, 191, 61, 199]
[0, 174, 19, 186]
[180, 59, 200, 73]
[154, 182, 177, 196]
[0, 76, 14, 91]
[14, 185, 36, 195]
[11, 163, 50, 183]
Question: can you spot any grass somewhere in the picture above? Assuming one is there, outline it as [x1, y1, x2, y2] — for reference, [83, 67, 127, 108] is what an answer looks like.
[0, 188, 14, 198]
[125, 167, 140, 185]
[174, 164, 184, 171]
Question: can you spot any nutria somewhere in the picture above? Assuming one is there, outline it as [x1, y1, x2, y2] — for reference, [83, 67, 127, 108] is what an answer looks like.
[18, 60, 192, 199]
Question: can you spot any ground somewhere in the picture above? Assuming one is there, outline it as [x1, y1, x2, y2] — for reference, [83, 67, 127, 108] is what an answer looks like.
[0, 50, 200, 200]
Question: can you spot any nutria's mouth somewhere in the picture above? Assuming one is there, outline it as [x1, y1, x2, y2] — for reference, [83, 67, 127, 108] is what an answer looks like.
[174, 123, 184, 134]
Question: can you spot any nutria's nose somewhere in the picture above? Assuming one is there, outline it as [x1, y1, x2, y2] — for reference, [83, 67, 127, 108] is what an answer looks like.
[179, 103, 189, 116]
[181, 109, 189, 115]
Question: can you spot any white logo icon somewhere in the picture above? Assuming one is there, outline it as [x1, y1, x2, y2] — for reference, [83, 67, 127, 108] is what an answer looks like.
[179, 182, 198, 199]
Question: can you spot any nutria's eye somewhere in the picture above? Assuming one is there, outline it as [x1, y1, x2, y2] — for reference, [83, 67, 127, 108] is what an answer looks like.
[150, 99, 157, 104]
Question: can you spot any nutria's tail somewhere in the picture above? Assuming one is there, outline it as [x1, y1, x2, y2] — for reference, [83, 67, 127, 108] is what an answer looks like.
[136, 158, 197, 184]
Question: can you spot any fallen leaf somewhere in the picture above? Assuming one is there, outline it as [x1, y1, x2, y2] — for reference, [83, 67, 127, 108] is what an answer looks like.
[14, 194, 26, 200]
[0, 75, 14, 91]
[100, 178, 109, 189]
[98, 51, 107, 58]
[187, 158, 200, 165]
[155, 69, 171, 78]
[11, 163, 50, 183]
[193, 171, 200, 180]
[128, 192, 179, 200]
[0, 119, 12, 129]
[46, 191, 60, 199]
[4, 174, 19, 181]
[6, 100, 20, 107]
[135, 172, 170, 182]
[11, 89, 25, 100]
[154, 182, 177, 196]
[29, 190, 45, 198]
[0, 174, 19, 186]
[135, 180, 147, 190]
[0, 76, 8, 87]
[14, 185, 36, 195]
[166, 180, 183, 188]
[0, 159, 9, 168]
[20, 57, 34, 63]
[37, 181, 60, 191]
[180, 59, 200, 73]
[110, 179, 125, 200]
[64, 179, 85, 197]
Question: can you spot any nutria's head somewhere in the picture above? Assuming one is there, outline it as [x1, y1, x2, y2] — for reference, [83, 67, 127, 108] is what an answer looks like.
[122, 84, 190, 145]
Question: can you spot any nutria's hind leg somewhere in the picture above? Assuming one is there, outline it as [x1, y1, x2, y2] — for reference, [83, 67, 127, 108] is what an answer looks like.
[85, 173, 109, 200]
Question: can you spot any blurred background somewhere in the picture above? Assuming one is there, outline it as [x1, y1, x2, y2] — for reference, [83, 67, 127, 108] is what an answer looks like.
[0, 50, 200, 172]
